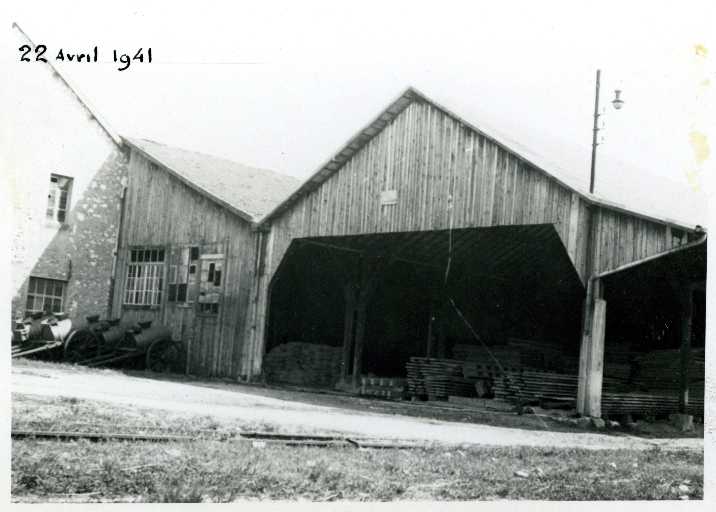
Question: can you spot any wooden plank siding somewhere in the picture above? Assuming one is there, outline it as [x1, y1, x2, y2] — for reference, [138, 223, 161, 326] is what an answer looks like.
[253, 100, 690, 374]
[109, 99, 689, 381]
[267, 101, 587, 283]
[268, 101, 684, 286]
[111, 151, 259, 379]
[590, 206, 680, 276]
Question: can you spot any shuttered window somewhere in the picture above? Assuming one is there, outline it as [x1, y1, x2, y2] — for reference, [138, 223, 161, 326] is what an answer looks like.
[198, 258, 223, 314]
[168, 246, 200, 303]
[124, 248, 165, 306]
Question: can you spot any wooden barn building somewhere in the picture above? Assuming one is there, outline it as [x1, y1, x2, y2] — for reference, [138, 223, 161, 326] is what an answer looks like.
[98, 86, 704, 420]
[110, 138, 299, 378]
[251, 88, 706, 418]
[10, 20, 703, 420]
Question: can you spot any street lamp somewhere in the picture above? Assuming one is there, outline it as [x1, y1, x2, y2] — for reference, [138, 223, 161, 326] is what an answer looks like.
[589, 70, 624, 194]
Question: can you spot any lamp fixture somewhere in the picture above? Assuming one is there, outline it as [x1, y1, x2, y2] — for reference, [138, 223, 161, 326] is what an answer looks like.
[612, 90, 624, 110]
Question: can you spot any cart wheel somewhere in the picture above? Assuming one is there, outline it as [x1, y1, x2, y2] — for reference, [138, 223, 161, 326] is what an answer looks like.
[63, 330, 100, 364]
[146, 339, 184, 373]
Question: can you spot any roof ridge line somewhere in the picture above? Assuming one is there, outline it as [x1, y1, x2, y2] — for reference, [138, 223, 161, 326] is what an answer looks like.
[12, 22, 122, 147]
[125, 137, 293, 177]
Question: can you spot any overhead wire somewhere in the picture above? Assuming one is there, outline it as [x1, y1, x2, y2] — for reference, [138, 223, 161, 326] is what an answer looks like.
[441, 192, 557, 434]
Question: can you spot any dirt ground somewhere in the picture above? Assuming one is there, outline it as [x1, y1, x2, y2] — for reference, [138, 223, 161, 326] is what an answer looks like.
[11, 361, 704, 451]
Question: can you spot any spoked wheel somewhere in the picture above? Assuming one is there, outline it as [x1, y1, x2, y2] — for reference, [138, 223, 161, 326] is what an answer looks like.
[63, 330, 100, 364]
[146, 339, 185, 373]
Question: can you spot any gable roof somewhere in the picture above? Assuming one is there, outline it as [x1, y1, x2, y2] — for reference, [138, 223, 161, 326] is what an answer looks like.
[123, 137, 300, 222]
[258, 87, 706, 231]
[12, 23, 122, 146]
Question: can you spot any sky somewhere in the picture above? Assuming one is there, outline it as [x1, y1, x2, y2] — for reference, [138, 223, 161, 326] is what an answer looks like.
[1, 2, 713, 224]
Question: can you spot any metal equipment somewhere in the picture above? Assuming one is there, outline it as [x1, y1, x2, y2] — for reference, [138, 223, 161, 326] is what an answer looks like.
[12, 312, 185, 373]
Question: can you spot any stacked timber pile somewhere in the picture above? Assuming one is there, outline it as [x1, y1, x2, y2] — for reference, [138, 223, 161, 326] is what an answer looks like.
[602, 362, 632, 383]
[453, 340, 579, 374]
[492, 370, 624, 405]
[506, 338, 579, 374]
[633, 348, 705, 391]
[601, 391, 704, 417]
[406, 357, 488, 400]
[452, 344, 520, 367]
[616, 348, 706, 416]
[263, 342, 341, 389]
[601, 344, 633, 384]
[360, 377, 408, 400]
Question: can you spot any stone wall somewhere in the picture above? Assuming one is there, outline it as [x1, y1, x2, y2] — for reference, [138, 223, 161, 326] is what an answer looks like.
[7, 26, 128, 322]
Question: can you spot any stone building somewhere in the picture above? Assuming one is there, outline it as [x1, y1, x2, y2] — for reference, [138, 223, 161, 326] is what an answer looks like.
[8, 24, 129, 322]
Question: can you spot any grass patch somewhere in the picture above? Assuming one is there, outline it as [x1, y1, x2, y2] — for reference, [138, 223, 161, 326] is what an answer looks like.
[12, 395, 703, 502]
[12, 439, 703, 502]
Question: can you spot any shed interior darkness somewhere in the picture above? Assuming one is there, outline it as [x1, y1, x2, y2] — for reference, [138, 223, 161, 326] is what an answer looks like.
[602, 243, 706, 355]
[266, 225, 586, 380]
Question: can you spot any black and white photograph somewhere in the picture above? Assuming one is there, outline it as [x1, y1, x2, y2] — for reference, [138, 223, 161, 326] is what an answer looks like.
[1, 2, 713, 505]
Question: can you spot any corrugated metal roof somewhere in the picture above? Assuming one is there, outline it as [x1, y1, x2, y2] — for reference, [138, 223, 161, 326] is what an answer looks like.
[259, 87, 706, 230]
[124, 138, 300, 222]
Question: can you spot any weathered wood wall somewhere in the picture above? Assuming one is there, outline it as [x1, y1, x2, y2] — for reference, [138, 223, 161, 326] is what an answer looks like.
[268, 101, 591, 282]
[111, 99, 690, 381]
[256, 99, 693, 374]
[590, 206, 686, 276]
[268, 101, 688, 283]
[112, 151, 259, 378]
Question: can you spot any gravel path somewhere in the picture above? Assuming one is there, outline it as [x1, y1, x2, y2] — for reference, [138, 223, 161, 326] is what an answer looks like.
[12, 365, 703, 451]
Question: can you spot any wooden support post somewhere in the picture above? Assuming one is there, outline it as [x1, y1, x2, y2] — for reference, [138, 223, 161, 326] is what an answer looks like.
[577, 278, 606, 417]
[351, 301, 368, 390]
[577, 289, 593, 414]
[584, 298, 606, 417]
[437, 299, 447, 360]
[341, 276, 357, 385]
[679, 286, 694, 414]
[349, 258, 390, 390]
[426, 297, 436, 358]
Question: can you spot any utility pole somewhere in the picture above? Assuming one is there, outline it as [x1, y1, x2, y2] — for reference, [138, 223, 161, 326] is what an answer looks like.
[589, 70, 601, 194]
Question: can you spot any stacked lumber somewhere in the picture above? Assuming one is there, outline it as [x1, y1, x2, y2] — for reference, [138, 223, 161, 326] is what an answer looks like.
[406, 357, 488, 399]
[506, 338, 578, 373]
[603, 362, 632, 383]
[462, 362, 521, 379]
[424, 376, 478, 399]
[263, 342, 341, 388]
[633, 348, 706, 392]
[451, 345, 520, 367]
[492, 370, 624, 404]
[360, 377, 408, 400]
[601, 391, 704, 417]
[607, 348, 707, 416]
[453, 340, 579, 374]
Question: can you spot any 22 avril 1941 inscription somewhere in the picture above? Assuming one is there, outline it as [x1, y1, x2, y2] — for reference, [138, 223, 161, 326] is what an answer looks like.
[18, 45, 152, 71]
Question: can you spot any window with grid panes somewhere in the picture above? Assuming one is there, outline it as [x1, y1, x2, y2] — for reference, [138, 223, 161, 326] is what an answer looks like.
[26, 277, 66, 313]
[198, 257, 223, 313]
[124, 248, 165, 306]
[46, 174, 72, 223]
[168, 246, 199, 303]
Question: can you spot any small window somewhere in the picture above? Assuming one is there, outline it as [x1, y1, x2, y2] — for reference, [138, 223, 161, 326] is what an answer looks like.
[199, 258, 223, 313]
[124, 248, 165, 306]
[168, 246, 200, 303]
[46, 174, 72, 223]
[26, 277, 66, 314]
